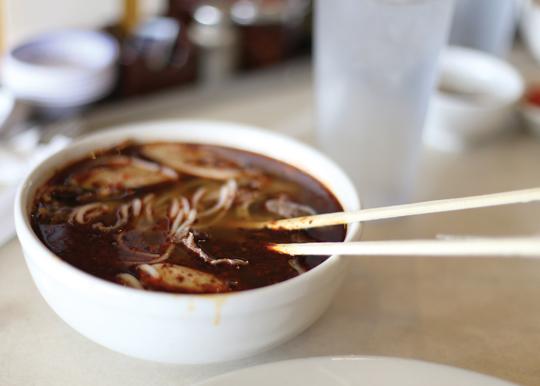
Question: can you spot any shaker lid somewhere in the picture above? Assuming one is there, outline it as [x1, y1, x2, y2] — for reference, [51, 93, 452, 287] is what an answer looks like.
[190, 2, 238, 47]
[231, 0, 309, 26]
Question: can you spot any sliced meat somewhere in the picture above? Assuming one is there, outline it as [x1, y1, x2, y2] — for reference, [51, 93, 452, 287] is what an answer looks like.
[141, 143, 241, 180]
[180, 231, 248, 266]
[69, 156, 177, 196]
[136, 263, 229, 293]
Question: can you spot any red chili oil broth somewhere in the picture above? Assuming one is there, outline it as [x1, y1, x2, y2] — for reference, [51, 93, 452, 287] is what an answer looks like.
[30, 141, 345, 294]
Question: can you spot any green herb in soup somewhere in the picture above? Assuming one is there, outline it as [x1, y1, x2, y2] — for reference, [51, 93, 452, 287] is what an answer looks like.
[30, 141, 345, 294]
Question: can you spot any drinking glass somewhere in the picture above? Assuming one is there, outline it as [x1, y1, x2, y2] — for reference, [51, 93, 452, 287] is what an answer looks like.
[315, 0, 454, 207]
[449, 0, 518, 57]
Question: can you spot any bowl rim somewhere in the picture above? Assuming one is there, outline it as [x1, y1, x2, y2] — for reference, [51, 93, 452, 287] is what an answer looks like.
[4, 28, 119, 78]
[15, 119, 361, 304]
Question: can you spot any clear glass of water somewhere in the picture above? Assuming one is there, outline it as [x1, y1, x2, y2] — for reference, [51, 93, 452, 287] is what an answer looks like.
[315, 0, 454, 207]
[449, 0, 518, 57]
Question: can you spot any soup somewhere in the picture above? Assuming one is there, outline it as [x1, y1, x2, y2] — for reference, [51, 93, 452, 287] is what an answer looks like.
[30, 141, 345, 294]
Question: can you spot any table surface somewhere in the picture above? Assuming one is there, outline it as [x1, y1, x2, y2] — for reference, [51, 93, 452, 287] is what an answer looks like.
[3, 51, 540, 386]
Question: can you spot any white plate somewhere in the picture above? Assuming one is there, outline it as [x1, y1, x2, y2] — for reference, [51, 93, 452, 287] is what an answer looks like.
[195, 356, 518, 386]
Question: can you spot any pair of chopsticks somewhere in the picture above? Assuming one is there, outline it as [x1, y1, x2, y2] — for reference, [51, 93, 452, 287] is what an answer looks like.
[256, 187, 540, 258]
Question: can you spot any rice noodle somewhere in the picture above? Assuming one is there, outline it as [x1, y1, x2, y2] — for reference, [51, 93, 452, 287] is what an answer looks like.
[143, 194, 155, 223]
[68, 203, 109, 225]
[132, 198, 142, 217]
[94, 205, 128, 231]
[94, 198, 144, 232]
[169, 203, 187, 236]
[143, 194, 155, 204]
[117, 233, 176, 264]
[115, 273, 144, 289]
[191, 187, 206, 208]
[265, 195, 316, 218]
[288, 258, 306, 275]
[172, 209, 197, 241]
[235, 190, 258, 219]
[181, 196, 190, 214]
[169, 198, 180, 219]
[180, 231, 248, 266]
[198, 179, 237, 217]
[150, 244, 175, 264]
[167, 194, 202, 241]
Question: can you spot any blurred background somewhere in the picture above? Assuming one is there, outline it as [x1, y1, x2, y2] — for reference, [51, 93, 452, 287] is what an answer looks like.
[5, 1, 165, 47]
[3, 0, 313, 98]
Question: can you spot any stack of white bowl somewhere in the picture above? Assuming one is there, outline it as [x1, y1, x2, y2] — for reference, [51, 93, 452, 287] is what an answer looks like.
[2, 29, 119, 108]
[424, 46, 524, 152]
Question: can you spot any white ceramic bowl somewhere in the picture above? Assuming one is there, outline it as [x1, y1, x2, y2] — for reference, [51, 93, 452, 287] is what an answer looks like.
[2, 29, 118, 108]
[424, 46, 524, 152]
[14, 120, 360, 364]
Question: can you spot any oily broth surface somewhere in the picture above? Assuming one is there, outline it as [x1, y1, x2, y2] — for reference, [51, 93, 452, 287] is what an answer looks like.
[31, 141, 345, 293]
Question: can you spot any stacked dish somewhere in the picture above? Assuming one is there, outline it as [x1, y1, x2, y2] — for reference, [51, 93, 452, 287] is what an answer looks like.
[2, 29, 119, 108]
[424, 46, 524, 151]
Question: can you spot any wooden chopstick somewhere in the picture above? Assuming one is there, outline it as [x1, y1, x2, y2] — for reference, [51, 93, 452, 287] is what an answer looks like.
[269, 237, 540, 258]
[260, 187, 540, 231]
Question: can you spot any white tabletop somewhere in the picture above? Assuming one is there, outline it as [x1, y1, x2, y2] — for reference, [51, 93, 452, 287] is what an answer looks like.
[2, 55, 540, 386]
